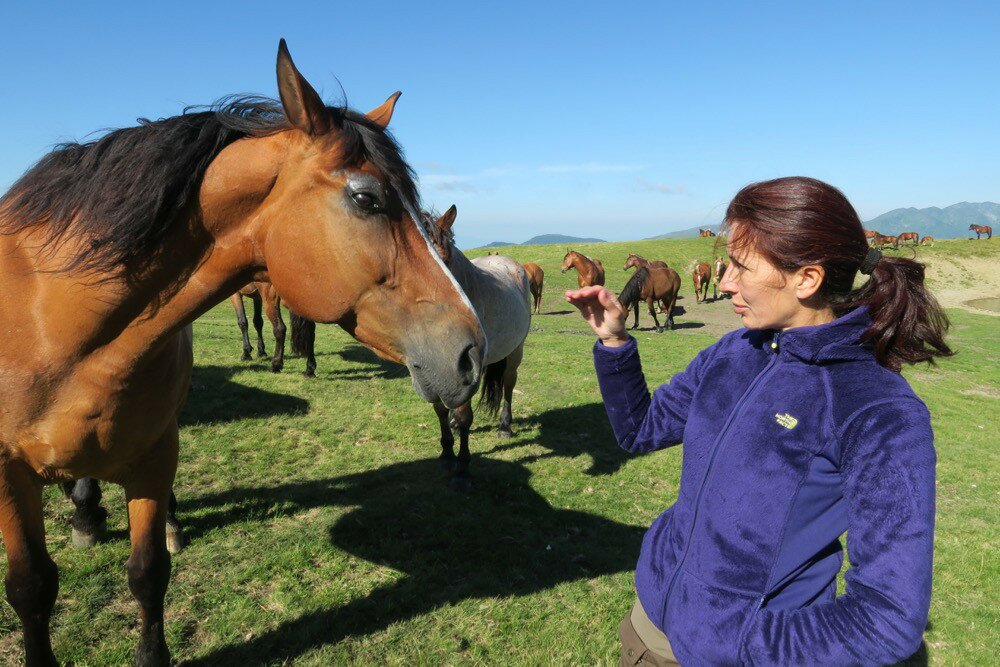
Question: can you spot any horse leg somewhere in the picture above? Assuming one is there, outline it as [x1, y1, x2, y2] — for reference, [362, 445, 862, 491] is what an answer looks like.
[498, 345, 523, 439]
[124, 430, 178, 667]
[165, 490, 185, 555]
[1, 459, 59, 666]
[434, 401, 456, 471]
[262, 287, 286, 373]
[630, 302, 640, 329]
[250, 292, 267, 359]
[648, 297, 663, 333]
[62, 477, 108, 547]
[230, 294, 252, 361]
[448, 403, 474, 493]
[666, 293, 678, 330]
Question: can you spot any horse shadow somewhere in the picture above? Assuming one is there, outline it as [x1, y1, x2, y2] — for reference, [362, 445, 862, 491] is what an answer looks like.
[179, 457, 644, 665]
[180, 365, 309, 425]
[319, 344, 409, 380]
[486, 403, 631, 476]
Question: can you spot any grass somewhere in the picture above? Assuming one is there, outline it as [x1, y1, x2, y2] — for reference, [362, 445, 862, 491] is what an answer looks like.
[0, 237, 996, 665]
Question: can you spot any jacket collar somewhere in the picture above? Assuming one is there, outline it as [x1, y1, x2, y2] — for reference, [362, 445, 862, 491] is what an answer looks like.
[771, 306, 873, 364]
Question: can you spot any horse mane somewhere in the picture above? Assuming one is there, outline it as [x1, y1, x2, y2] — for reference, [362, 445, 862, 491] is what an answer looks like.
[0, 96, 419, 278]
[619, 266, 649, 308]
[420, 208, 455, 250]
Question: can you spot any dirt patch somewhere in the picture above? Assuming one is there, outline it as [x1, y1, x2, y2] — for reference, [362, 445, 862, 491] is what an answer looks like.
[923, 256, 1000, 316]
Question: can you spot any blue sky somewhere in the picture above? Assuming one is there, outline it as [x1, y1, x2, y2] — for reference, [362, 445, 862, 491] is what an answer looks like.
[2, 2, 998, 248]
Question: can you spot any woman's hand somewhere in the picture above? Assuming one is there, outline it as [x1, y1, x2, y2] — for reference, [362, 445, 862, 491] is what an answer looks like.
[565, 286, 629, 347]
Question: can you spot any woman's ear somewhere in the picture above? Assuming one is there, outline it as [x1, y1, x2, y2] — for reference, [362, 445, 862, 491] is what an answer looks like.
[796, 265, 826, 299]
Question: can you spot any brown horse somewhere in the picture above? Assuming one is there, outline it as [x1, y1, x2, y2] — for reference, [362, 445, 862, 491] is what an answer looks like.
[864, 229, 879, 245]
[692, 261, 711, 303]
[872, 233, 899, 249]
[623, 252, 668, 272]
[230, 281, 287, 373]
[920, 236, 935, 246]
[619, 266, 681, 332]
[522, 261, 544, 314]
[698, 228, 716, 237]
[898, 231, 919, 246]
[560, 250, 605, 287]
[970, 224, 993, 239]
[0, 41, 485, 666]
[712, 257, 728, 300]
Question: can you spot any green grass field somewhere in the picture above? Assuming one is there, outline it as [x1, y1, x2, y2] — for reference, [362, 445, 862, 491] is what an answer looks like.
[1, 237, 996, 665]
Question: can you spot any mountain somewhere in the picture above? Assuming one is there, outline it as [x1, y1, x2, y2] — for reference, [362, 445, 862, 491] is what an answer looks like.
[645, 224, 721, 239]
[484, 234, 607, 246]
[864, 202, 1000, 238]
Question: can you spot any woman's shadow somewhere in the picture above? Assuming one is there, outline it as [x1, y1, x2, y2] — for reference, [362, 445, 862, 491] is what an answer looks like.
[181, 456, 644, 665]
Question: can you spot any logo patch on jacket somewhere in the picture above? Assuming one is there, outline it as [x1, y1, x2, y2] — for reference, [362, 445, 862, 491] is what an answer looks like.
[775, 413, 798, 430]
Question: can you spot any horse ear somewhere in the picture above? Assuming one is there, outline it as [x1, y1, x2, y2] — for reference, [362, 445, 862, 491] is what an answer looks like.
[276, 39, 331, 136]
[367, 91, 402, 129]
[437, 205, 458, 233]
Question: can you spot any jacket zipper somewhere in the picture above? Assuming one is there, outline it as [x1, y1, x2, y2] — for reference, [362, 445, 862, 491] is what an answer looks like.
[659, 332, 782, 628]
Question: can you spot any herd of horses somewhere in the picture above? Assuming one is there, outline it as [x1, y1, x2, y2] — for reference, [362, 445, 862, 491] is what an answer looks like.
[865, 224, 992, 249]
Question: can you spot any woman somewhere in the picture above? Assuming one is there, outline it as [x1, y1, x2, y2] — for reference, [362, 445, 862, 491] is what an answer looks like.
[567, 177, 951, 666]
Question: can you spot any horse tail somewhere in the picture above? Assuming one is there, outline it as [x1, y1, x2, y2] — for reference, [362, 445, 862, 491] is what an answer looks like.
[478, 357, 507, 417]
[619, 266, 650, 309]
[290, 311, 315, 356]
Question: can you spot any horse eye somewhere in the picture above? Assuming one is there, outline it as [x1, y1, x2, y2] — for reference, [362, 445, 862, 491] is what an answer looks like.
[352, 191, 380, 211]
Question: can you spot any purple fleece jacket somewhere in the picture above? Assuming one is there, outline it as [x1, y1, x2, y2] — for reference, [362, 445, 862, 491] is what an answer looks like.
[593, 306, 935, 666]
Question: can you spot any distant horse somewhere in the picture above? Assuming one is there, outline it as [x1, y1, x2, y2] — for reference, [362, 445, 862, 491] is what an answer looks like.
[872, 233, 899, 249]
[897, 231, 919, 246]
[561, 250, 605, 287]
[619, 266, 681, 332]
[864, 230, 879, 245]
[692, 261, 711, 303]
[920, 236, 935, 246]
[230, 281, 286, 373]
[713, 257, 728, 300]
[522, 262, 544, 314]
[0, 40, 485, 665]
[623, 252, 668, 272]
[425, 207, 532, 491]
[970, 224, 993, 239]
[698, 228, 716, 237]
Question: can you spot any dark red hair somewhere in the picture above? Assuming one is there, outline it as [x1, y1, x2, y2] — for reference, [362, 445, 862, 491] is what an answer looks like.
[722, 176, 953, 371]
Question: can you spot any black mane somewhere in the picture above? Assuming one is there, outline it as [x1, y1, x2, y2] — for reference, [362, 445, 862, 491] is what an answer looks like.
[619, 266, 650, 308]
[0, 96, 418, 277]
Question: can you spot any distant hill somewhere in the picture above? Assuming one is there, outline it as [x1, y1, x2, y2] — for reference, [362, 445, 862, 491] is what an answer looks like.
[645, 224, 721, 240]
[864, 202, 999, 239]
[485, 234, 607, 246]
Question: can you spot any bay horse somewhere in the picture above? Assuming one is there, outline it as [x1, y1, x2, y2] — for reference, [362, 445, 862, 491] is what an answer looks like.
[970, 224, 993, 239]
[872, 233, 899, 249]
[560, 250, 605, 287]
[619, 266, 681, 332]
[897, 231, 919, 246]
[698, 228, 716, 237]
[712, 257, 728, 300]
[426, 208, 532, 491]
[623, 252, 668, 272]
[692, 261, 711, 303]
[920, 236, 935, 246]
[0, 40, 485, 666]
[864, 229, 878, 245]
[230, 281, 286, 373]
[522, 261, 544, 314]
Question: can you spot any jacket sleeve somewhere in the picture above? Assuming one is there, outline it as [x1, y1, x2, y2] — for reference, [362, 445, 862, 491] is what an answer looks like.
[741, 398, 936, 666]
[592, 336, 714, 454]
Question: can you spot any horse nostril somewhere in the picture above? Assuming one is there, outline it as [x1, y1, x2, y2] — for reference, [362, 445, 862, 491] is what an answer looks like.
[458, 343, 480, 386]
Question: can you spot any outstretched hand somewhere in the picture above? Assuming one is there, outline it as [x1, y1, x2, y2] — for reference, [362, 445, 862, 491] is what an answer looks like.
[565, 286, 629, 347]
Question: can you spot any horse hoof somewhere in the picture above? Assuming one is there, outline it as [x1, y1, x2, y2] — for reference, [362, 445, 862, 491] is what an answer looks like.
[72, 525, 106, 548]
[166, 525, 185, 554]
[240, 352, 252, 361]
[498, 427, 514, 439]
[438, 454, 457, 471]
[270, 363, 283, 373]
[448, 475, 473, 494]
[303, 369, 316, 378]
[656, 327, 664, 334]
[257, 352, 269, 360]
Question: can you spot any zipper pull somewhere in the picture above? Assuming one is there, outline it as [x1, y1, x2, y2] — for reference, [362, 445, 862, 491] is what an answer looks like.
[770, 332, 781, 352]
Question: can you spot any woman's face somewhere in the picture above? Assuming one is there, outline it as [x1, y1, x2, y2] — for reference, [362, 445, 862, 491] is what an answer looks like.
[718, 227, 809, 330]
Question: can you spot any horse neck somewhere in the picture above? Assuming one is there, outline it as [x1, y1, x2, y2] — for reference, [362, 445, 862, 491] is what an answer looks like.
[447, 249, 528, 355]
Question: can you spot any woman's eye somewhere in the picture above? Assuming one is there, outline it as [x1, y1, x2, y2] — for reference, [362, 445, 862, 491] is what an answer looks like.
[352, 192, 380, 210]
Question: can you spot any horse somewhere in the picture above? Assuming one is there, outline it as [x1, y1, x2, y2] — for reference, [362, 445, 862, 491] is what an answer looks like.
[623, 252, 668, 272]
[560, 250, 605, 287]
[970, 224, 993, 239]
[920, 236, 935, 246]
[872, 233, 899, 249]
[425, 207, 532, 491]
[712, 257, 728, 300]
[0, 40, 486, 666]
[619, 266, 681, 332]
[522, 262, 544, 314]
[692, 261, 711, 303]
[698, 228, 716, 237]
[230, 281, 286, 372]
[864, 230, 878, 245]
[897, 231, 919, 246]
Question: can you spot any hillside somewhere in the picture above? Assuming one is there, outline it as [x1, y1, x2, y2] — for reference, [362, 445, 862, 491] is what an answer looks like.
[865, 202, 999, 239]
